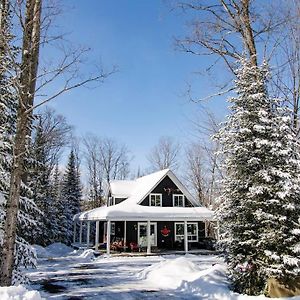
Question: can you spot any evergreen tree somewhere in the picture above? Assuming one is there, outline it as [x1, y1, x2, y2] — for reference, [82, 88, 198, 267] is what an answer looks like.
[27, 118, 53, 245]
[50, 163, 64, 242]
[61, 150, 82, 244]
[217, 60, 300, 295]
[0, 1, 38, 284]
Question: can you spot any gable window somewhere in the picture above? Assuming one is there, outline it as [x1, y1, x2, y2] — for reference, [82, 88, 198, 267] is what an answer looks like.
[173, 194, 184, 207]
[149, 194, 162, 206]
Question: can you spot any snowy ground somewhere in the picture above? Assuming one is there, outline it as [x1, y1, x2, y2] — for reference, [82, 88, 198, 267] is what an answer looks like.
[2, 243, 300, 299]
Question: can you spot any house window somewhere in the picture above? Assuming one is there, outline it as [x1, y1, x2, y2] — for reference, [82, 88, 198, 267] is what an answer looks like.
[149, 194, 162, 206]
[138, 222, 157, 247]
[175, 222, 198, 242]
[173, 194, 184, 207]
[111, 222, 115, 235]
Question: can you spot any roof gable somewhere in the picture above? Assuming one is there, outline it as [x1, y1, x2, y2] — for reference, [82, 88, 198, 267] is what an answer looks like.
[110, 169, 199, 207]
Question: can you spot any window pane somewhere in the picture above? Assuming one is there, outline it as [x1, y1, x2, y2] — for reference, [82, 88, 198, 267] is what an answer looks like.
[187, 224, 197, 235]
[176, 224, 184, 235]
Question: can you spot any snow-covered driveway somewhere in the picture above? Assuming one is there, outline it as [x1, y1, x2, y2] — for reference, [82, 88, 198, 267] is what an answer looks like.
[27, 245, 223, 299]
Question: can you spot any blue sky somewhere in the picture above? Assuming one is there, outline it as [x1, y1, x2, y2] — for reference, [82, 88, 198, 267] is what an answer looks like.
[47, 0, 228, 172]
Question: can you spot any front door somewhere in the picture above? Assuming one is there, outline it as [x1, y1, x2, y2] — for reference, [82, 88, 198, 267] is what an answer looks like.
[138, 222, 157, 247]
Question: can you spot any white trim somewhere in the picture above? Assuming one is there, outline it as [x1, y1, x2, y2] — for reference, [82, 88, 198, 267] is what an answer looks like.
[173, 194, 185, 207]
[149, 193, 162, 206]
[95, 220, 99, 250]
[107, 220, 111, 255]
[174, 222, 198, 243]
[138, 222, 157, 247]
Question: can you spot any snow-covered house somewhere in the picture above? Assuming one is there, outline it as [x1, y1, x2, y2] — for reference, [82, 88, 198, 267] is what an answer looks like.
[73, 169, 215, 254]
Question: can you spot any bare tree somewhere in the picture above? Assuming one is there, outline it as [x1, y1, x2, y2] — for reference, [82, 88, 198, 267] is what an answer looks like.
[0, 0, 113, 285]
[184, 143, 206, 205]
[33, 107, 72, 171]
[270, 1, 300, 135]
[99, 138, 130, 186]
[83, 135, 131, 200]
[83, 135, 105, 208]
[184, 109, 223, 208]
[173, 0, 293, 102]
[147, 136, 181, 171]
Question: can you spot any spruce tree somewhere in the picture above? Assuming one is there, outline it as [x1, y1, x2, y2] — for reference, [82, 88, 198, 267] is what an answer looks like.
[217, 60, 300, 295]
[50, 163, 64, 242]
[61, 150, 82, 244]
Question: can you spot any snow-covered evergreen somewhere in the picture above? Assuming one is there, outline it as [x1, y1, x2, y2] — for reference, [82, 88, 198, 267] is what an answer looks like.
[0, 2, 38, 284]
[61, 150, 82, 244]
[217, 60, 300, 295]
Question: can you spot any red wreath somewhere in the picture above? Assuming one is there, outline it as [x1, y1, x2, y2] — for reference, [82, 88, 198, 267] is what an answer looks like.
[161, 226, 170, 237]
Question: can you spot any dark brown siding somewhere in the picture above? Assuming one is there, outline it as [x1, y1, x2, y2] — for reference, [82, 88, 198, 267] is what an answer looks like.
[115, 198, 126, 205]
[140, 175, 194, 207]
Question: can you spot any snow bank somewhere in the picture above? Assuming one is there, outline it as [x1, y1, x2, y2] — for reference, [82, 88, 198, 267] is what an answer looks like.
[77, 249, 95, 260]
[0, 285, 44, 300]
[32, 245, 49, 259]
[138, 256, 203, 288]
[44, 243, 73, 257]
[138, 256, 300, 299]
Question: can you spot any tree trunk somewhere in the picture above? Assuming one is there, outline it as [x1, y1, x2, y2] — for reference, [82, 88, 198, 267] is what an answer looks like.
[240, 0, 258, 66]
[0, 0, 42, 286]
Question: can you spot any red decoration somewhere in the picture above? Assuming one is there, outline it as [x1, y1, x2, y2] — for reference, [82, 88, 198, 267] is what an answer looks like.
[161, 226, 170, 237]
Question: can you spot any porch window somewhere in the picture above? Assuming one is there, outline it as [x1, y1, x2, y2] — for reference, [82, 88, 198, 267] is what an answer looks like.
[175, 222, 198, 242]
[149, 194, 162, 206]
[111, 222, 115, 235]
[173, 194, 184, 207]
[138, 222, 157, 246]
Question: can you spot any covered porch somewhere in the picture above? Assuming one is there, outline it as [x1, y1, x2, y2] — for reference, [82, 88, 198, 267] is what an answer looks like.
[73, 203, 216, 255]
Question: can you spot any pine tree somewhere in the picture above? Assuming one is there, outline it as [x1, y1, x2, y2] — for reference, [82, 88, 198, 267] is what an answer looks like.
[217, 60, 300, 295]
[26, 118, 53, 245]
[50, 163, 64, 242]
[61, 150, 82, 244]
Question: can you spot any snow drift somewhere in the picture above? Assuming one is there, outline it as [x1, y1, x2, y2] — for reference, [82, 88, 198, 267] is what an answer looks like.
[0, 285, 44, 300]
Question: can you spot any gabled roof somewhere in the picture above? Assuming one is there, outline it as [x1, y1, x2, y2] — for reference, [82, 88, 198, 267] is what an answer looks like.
[74, 170, 215, 221]
[110, 169, 199, 207]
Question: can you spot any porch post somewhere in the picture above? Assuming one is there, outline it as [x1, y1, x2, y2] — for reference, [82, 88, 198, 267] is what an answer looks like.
[124, 220, 127, 251]
[79, 221, 83, 245]
[106, 220, 111, 255]
[95, 220, 99, 251]
[86, 221, 90, 249]
[147, 220, 151, 254]
[73, 221, 76, 244]
[184, 220, 188, 253]
[204, 220, 208, 238]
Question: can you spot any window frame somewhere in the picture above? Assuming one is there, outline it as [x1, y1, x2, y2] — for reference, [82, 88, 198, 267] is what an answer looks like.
[173, 194, 185, 207]
[174, 222, 198, 243]
[149, 193, 162, 207]
[137, 222, 157, 246]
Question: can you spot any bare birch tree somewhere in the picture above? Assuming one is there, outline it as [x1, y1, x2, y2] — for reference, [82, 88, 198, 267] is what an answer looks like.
[0, 0, 113, 285]
[147, 136, 181, 171]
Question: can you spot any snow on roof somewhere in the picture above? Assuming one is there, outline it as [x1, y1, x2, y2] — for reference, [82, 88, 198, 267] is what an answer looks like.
[75, 201, 214, 221]
[75, 169, 215, 221]
[110, 180, 136, 198]
[110, 169, 199, 207]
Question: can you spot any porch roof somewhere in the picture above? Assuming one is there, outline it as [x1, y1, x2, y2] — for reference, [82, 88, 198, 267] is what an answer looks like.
[74, 202, 214, 222]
